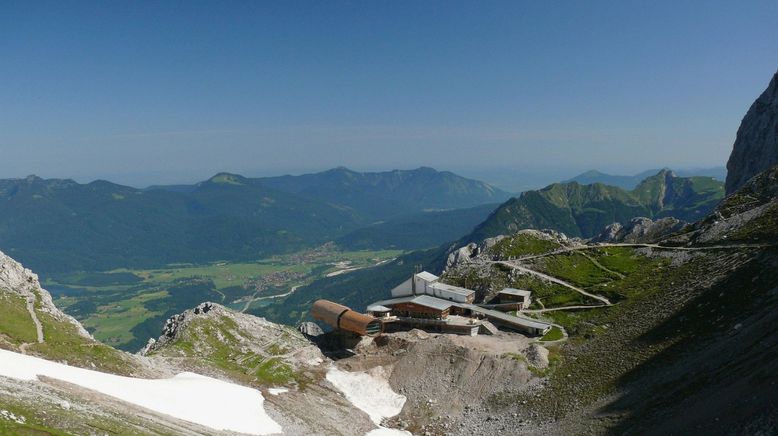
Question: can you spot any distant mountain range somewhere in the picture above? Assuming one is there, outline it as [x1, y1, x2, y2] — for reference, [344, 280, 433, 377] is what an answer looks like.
[564, 167, 726, 190]
[0, 168, 507, 274]
[467, 169, 725, 241]
[152, 166, 512, 220]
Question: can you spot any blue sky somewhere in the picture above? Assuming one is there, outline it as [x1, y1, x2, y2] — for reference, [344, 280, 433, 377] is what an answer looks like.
[1, 1, 777, 187]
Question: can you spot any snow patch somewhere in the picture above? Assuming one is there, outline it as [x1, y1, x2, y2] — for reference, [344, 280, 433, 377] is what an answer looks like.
[0, 409, 26, 425]
[268, 388, 288, 396]
[0, 349, 281, 435]
[326, 366, 409, 435]
[366, 428, 412, 436]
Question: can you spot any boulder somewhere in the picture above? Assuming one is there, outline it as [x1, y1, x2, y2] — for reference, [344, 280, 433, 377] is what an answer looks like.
[298, 321, 324, 338]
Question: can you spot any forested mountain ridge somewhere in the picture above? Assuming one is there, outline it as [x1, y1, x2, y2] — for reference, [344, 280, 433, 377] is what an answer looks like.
[0, 174, 360, 273]
[0, 168, 508, 275]
[242, 166, 511, 220]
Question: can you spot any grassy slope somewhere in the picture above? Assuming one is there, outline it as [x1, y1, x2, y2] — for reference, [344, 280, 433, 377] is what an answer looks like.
[451, 222, 777, 433]
[472, 169, 778, 433]
[0, 288, 138, 376]
[146, 312, 312, 388]
[502, 247, 778, 434]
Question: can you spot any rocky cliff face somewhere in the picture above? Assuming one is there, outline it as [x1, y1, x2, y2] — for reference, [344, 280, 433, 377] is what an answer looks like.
[726, 70, 778, 194]
[591, 216, 686, 244]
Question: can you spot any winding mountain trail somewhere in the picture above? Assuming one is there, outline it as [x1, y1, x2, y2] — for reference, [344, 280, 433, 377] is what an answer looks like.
[19, 294, 44, 354]
[493, 261, 613, 306]
[580, 252, 625, 279]
[486, 243, 773, 334]
[517, 242, 771, 262]
[523, 305, 607, 313]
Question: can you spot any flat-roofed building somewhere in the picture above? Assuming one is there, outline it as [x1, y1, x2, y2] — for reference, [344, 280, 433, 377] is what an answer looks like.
[498, 288, 532, 310]
[369, 295, 481, 336]
[373, 295, 453, 319]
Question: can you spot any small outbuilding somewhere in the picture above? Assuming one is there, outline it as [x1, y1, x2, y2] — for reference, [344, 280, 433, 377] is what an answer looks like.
[498, 288, 532, 310]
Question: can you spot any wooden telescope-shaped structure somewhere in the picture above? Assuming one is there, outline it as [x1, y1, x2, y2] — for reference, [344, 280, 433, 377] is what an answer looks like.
[311, 300, 383, 336]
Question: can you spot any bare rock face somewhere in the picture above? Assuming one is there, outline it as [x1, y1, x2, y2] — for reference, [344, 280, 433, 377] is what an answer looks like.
[591, 217, 686, 244]
[726, 70, 778, 195]
[446, 242, 481, 270]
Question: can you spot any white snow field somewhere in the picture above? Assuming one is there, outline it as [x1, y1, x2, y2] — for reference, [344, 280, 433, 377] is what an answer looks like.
[326, 366, 410, 436]
[0, 349, 282, 435]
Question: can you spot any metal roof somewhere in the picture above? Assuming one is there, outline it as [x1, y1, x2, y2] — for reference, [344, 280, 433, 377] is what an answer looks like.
[430, 282, 475, 297]
[372, 295, 454, 311]
[415, 271, 439, 282]
[457, 303, 551, 331]
[366, 305, 391, 312]
[369, 296, 552, 331]
[499, 288, 532, 297]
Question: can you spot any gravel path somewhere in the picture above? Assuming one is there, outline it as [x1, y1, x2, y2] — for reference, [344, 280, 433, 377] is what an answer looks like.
[516, 242, 771, 262]
[580, 252, 625, 279]
[523, 305, 607, 313]
[19, 293, 44, 354]
[493, 261, 613, 306]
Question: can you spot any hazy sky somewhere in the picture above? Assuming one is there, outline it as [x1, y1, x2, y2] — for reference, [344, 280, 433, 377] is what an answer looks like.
[2, 1, 777, 186]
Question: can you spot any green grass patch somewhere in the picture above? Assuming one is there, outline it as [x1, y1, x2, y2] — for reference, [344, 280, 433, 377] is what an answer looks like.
[588, 247, 644, 275]
[536, 252, 619, 287]
[156, 315, 309, 388]
[0, 293, 37, 346]
[490, 233, 562, 258]
[540, 326, 564, 341]
[28, 308, 136, 376]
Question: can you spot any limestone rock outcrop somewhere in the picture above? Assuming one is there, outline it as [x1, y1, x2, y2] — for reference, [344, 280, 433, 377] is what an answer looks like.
[726, 70, 778, 194]
[591, 217, 686, 244]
